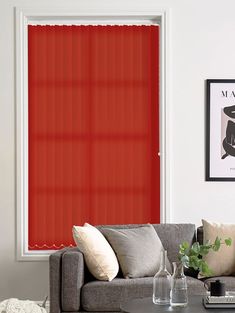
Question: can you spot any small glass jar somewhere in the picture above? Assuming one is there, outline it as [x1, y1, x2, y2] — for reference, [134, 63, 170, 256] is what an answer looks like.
[170, 261, 188, 307]
[153, 250, 171, 305]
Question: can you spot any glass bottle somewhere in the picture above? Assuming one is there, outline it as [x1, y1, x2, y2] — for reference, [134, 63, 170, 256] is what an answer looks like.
[170, 262, 188, 307]
[153, 250, 171, 305]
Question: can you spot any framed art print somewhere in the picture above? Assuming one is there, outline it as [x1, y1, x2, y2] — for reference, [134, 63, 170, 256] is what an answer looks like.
[206, 79, 235, 181]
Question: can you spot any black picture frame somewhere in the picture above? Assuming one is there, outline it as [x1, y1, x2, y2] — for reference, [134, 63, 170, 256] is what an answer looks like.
[206, 79, 235, 181]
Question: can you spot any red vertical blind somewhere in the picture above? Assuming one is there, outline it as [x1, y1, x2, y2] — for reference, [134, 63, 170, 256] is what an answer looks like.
[28, 25, 160, 250]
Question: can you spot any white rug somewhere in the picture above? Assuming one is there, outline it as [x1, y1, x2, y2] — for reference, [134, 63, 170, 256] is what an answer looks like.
[0, 299, 46, 313]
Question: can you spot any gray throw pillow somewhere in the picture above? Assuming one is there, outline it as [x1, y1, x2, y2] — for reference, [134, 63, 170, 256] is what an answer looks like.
[101, 224, 171, 278]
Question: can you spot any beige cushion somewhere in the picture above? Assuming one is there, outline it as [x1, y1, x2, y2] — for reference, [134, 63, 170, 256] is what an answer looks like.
[102, 224, 172, 278]
[199, 219, 235, 278]
[72, 223, 119, 281]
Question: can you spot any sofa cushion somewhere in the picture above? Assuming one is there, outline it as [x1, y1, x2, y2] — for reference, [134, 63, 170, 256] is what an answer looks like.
[101, 224, 171, 278]
[199, 220, 235, 278]
[98, 223, 196, 264]
[81, 276, 205, 311]
[98, 223, 196, 278]
[152, 224, 196, 264]
[153, 223, 196, 277]
[72, 223, 119, 281]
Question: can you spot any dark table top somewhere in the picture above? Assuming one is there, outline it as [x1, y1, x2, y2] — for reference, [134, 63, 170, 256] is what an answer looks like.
[120, 296, 235, 313]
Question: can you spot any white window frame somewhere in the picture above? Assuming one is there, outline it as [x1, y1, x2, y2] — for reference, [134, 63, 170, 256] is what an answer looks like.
[16, 7, 170, 261]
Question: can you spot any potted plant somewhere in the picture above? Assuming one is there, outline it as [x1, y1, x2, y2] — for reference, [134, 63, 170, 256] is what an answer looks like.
[170, 237, 232, 307]
[179, 236, 232, 276]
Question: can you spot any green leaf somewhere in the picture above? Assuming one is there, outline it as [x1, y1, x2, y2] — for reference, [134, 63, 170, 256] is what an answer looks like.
[225, 238, 232, 246]
[179, 242, 189, 253]
[212, 237, 221, 251]
[199, 245, 210, 256]
[179, 241, 190, 256]
[197, 258, 203, 266]
[192, 242, 200, 254]
[181, 255, 189, 268]
[199, 260, 213, 277]
[189, 255, 200, 270]
[181, 241, 190, 249]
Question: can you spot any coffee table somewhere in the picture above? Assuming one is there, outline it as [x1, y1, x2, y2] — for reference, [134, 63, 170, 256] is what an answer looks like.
[120, 296, 235, 312]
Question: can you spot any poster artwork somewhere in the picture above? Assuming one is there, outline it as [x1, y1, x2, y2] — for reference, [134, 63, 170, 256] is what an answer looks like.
[221, 101, 235, 159]
[206, 80, 235, 181]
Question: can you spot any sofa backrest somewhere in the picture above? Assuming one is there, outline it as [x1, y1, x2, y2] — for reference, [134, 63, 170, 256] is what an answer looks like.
[197, 226, 203, 245]
[97, 223, 196, 264]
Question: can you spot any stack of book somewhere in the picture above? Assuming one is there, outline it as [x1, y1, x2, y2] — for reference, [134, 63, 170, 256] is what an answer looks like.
[203, 293, 235, 309]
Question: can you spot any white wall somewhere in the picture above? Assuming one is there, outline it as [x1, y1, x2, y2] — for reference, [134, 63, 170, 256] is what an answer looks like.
[1, 0, 235, 301]
[169, 1, 235, 225]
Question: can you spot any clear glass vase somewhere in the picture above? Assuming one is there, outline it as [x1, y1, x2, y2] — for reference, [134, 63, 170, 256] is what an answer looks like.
[170, 262, 188, 307]
[153, 250, 171, 305]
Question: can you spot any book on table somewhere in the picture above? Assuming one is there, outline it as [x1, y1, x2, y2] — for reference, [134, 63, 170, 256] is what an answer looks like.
[203, 293, 235, 309]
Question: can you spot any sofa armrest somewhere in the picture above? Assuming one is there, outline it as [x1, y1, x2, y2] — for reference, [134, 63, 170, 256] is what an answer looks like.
[61, 248, 85, 312]
[50, 248, 68, 313]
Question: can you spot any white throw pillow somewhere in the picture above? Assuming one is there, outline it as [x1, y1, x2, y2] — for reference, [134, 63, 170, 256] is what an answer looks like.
[72, 223, 119, 281]
[199, 219, 235, 278]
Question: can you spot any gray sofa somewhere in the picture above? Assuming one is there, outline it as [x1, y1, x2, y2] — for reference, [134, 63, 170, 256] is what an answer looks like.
[49, 223, 235, 313]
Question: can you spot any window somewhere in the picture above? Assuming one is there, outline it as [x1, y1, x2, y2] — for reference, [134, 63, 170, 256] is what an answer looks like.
[16, 10, 168, 260]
